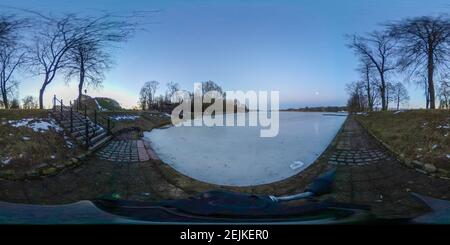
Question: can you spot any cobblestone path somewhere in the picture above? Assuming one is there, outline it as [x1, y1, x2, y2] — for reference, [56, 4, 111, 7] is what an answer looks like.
[331, 117, 450, 219]
[96, 140, 159, 162]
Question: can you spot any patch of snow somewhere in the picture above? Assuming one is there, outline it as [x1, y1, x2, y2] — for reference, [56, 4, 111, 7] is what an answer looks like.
[417, 148, 423, 151]
[447, 154, 450, 159]
[393, 110, 404, 114]
[290, 161, 305, 170]
[111, 115, 140, 121]
[437, 124, 450, 129]
[94, 99, 107, 111]
[431, 144, 438, 150]
[22, 136, 31, 141]
[50, 155, 56, 159]
[445, 133, 449, 137]
[8, 118, 62, 132]
[1, 157, 12, 165]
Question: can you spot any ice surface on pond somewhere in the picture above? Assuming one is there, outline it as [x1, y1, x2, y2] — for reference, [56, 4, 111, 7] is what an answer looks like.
[144, 112, 346, 186]
[111, 115, 140, 121]
[8, 118, 62, 132]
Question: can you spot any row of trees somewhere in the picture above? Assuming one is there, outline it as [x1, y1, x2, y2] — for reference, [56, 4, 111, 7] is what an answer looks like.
[0, 11, 142, 109]
[346, 15, 450, 111]
[0, 95, 38, 109]
[138, 80, 225, 111]
[139, 81, 182, 110]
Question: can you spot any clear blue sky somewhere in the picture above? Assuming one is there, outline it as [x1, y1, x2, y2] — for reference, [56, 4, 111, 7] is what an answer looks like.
[2, 0, 449, 108]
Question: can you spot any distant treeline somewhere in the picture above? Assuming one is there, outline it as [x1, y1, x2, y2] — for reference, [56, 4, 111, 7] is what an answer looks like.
[283, 106, 347, 112]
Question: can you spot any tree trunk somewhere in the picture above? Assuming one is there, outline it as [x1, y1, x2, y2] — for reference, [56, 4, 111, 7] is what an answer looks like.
[78, 69, 85, 109]
[1, 85, 8, 109]
[427, 44, 436, 109]
[380, 77, 387, 111]
[39, 84, 46, 109]
[366, 69, 372, 111]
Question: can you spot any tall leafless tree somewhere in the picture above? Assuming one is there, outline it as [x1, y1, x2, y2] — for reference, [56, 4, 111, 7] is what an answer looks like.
[0, 15, 27, 109]
[64, 13, 138, 108]
[165, 81, 180, 102]
[347, 31, 397, 110]
[148, 80, 159, 106]
[388, 15, 450, 109]
[346, 81, 367, 112]
[139, 81, 159, 110]
[439, 79, 450, 109]
[392, 82, 410, 110]
[357, 58, 379, 111]
[29, 14, 86, 109]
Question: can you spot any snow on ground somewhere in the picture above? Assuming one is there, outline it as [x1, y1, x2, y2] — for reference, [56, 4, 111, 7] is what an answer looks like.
[437, 124, 450, 129]
[1, 157, 12, 165]
[393, 110, 405, 114]
[111, 115, 140, 121]
[8, 118, 62, 132]
[95, 99, 107, 111]
[447, 154, 450, 159]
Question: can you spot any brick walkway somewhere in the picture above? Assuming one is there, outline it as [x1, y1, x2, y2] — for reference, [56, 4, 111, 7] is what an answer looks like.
[96, 140, 159, 162]
[332, 117, 450, 219]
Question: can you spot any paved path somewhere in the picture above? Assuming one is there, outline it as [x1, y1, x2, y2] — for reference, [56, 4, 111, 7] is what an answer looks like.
[96, 140, 158, 162]
[331, 117, 450, 219]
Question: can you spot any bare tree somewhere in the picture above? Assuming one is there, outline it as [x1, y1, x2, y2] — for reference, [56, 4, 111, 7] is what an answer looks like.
[139, 81, 159, 110]
[64, 13, 138, 108]
[391, 82, 410, 110]
[357, 58, 380, 111]
[0, 15, 27, 109]
[165, 81, 180, 102]
[22, 95, 38, 109]
[346, 81, 367, 112]
[148, 80, 159, 106]
[385, 82, 396, 109]
[439, 79, 450, 109]
[347, 31, 397, 110]
[29, 14, 85, 109]
[9, 97, 19, 109]
[202, 80, 223, 96]
[388, 15, 450, 109]
[139, 83, 150, 110]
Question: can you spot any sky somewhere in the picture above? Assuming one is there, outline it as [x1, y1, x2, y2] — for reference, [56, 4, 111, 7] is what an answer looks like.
[1, 0, 450, 109]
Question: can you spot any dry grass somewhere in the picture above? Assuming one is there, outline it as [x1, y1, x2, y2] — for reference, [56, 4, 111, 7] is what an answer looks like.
[0, 109, 83, 173]
[356, 109, 450, 170]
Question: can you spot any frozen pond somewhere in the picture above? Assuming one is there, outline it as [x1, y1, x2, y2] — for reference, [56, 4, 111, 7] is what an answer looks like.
[143, 112, 346, 186]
